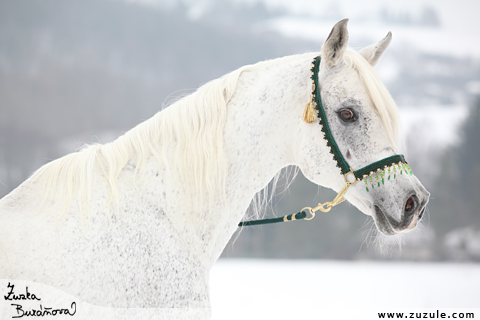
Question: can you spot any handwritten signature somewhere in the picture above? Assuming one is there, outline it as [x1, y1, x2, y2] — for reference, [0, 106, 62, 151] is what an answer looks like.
[4, 282, 76, 318]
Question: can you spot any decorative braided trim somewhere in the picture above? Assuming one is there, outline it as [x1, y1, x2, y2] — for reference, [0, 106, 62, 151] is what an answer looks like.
[353, 155, 413, 192]
[353, 154, 406, 179]
[311, 56, 351, 175]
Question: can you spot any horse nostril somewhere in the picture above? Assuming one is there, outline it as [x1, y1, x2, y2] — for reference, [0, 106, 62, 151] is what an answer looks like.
[418, 207, 425, 220]
[404, 196, 417, 216]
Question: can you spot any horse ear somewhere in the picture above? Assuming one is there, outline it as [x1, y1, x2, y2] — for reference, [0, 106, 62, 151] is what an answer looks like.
[358, 32, 392, 67]
[321, 18, 349, 66]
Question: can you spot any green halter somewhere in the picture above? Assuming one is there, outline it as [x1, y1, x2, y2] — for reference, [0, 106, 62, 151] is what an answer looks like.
[310, 56, 412, 191]
[238, 56, 413, 227]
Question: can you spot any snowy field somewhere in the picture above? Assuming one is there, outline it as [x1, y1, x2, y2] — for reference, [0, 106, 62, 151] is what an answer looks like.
[210, 259, 480, 319]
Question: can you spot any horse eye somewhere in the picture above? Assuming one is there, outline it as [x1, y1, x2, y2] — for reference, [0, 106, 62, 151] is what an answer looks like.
[338, 109, 356, 122]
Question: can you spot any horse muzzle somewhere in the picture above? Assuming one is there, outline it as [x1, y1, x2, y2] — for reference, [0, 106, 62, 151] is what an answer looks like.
[373, 191, 429, 235]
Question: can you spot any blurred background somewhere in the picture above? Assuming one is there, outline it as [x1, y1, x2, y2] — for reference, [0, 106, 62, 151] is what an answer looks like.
[1, 0, 480, 313]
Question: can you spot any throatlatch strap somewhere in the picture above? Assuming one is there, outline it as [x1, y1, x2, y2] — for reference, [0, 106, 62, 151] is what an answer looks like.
[238, 211, 307, 227]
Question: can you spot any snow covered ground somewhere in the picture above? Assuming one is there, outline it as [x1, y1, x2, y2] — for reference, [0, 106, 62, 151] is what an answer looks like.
[210, 259, 480, 319]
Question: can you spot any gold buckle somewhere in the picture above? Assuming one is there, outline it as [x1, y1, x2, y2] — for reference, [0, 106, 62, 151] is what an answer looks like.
[344, 170, 359, 186]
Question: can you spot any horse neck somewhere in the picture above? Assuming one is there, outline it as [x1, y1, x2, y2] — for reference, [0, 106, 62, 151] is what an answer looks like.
[198, 53, 317, 265]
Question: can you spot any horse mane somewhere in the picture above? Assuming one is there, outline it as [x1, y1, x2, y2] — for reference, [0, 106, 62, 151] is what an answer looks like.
[343, 48, 401, 150]
[26, 63, 254, 218]
[21, 50, 400, 219]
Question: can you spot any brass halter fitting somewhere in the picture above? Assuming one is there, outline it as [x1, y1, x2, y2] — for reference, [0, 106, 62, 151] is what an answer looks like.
[301, 170, 358, 219]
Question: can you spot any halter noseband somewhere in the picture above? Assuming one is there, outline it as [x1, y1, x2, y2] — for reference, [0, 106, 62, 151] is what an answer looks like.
[238, 56, 413, 227]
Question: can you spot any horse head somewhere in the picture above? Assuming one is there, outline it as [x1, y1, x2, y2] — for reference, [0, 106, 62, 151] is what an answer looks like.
[295, 19, 430, 236]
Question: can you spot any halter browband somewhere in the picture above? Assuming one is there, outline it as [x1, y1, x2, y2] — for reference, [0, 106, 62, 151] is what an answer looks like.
[237, 56, 413, 227]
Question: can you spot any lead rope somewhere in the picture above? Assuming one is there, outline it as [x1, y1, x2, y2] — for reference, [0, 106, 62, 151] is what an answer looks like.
[238, 180, 352, 227]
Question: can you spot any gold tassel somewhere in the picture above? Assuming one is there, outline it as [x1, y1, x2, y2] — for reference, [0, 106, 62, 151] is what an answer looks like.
[303, 96, 316, 123]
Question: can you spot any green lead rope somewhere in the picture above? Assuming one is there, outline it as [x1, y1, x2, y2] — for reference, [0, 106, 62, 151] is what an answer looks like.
[238, 211, 307, 227]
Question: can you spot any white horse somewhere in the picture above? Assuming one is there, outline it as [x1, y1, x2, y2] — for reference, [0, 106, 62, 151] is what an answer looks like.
[0, 19, 429, 316]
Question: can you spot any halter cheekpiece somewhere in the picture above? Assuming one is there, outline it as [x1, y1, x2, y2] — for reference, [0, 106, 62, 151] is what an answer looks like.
[238, 56, 413, 227]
